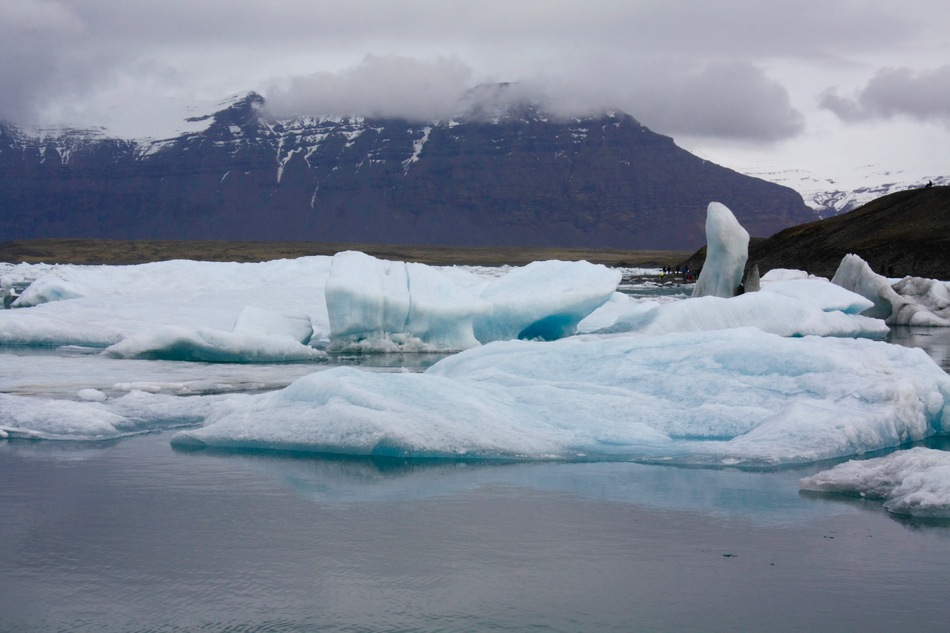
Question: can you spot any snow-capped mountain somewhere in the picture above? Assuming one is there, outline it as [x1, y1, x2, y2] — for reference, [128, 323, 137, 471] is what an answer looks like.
[740, 165, 948, 217]
[0, 89, 814, 250]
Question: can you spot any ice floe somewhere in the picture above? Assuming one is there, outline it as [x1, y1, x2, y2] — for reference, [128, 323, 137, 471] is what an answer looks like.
[595, 291, 887, 338]
[170, 328, 950, 465]
[832, 254, 950, 326]
[103, 306, 324, 362]
[800, 447, 950, 518]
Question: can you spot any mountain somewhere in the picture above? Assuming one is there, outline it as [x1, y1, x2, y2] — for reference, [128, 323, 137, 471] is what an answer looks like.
[739, 165, 949, 217]
[745, 185, 950, 280]
[0, 90, 815, 251]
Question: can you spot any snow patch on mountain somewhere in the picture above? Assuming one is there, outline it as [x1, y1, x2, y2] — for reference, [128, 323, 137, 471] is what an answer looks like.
[740, 164, 947, 217]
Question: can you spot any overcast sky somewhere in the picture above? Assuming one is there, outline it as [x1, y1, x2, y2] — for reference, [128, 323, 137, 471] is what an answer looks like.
[3, 0, 948, 187]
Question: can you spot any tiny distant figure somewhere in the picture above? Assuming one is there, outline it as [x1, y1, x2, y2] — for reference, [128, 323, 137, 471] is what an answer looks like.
[926, 180, 933, 188]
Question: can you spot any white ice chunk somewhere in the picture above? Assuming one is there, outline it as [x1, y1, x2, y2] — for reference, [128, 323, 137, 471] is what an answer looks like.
[598, 291, 888, 339]
[232, 305, 314, 343]
[760, 268, 822, 283]
[172, 329, 949, 465]
[0, 312, 124, 347]
[0, 257, 334, 348]
[692, 202, 749, 298]
[0, 390, 218, 441]
[77, 388, 107, 402]
[800, 447, 950, 518]
[12, 274, 84, 307]
[760, 278, 874, 314]
[405, 261, 492, 348]
[832, 254, 906, 320]
[832, 254, 950, 326]
[473, 260, 621, 343]
[325, 251, 491, 350]
[102, 306, 324, 362]
[891, 276, 950, 326]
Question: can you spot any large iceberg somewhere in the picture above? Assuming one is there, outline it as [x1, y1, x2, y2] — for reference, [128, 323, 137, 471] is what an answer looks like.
[473, 259, 621, 342]
[800, 447, 950, 518]
[325, 251, 491, 351]
[832, 254, 950, 326]
[171, 328, 950, 465]
[325, 253, 620, 349]
[0, 258, 335, 348]
[692, 202, 749, 298]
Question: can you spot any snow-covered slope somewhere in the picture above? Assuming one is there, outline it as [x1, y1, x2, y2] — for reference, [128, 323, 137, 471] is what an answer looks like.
[744, 165, 948, 217]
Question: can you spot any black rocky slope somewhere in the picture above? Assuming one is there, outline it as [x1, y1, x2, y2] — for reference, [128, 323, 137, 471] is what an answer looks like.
[0, 92, 814, 250]
[746, 186, 950, 279]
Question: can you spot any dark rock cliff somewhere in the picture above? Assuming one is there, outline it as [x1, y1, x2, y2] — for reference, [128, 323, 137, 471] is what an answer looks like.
[746, 186, 950, 280]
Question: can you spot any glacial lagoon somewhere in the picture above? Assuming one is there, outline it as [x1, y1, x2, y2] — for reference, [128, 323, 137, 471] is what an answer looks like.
[1, 259, 950, 631]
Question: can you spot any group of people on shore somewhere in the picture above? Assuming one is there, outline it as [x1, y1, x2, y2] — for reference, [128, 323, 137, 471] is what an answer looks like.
[660, 265, 696, 282]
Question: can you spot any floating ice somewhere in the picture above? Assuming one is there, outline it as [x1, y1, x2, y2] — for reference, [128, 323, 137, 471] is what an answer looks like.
[760, 268, 819, 282]
[597, 291, 888, 338]
[891, 276, 950, 326]
[77, 388, 107, 402]
[325, 251, 490, 351]
[0, 258, 333, 348]
[472, 259, 621, 342]
[692, 202, 749, 298]
[103, 306, 324, 362]
[0, 390, 219, 441]
[760, 278, 874, 315]
[325, 253, 618, 349]
[172, 328, 949, 465]
[832, 254, 950, 326]
[0, 311, 124, 347]
[800, 447, 950, 518]
[11, 274, 84, 307]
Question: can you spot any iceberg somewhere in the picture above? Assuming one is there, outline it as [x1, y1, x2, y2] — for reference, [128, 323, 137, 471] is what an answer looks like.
[0, 389, 219, 441]
[891, 276, 950, 326]
[102, 306, 324, 362]
[597, 291, 888, 339]
[760, 278, 874, 315]
[473, 259, 621, 343]
[325, 253, 619, 349]
[325, 251, 491, 351]
[692, 202, 749, 298]
[0, 311, 124, 347]
[832, 254, 950, 326]
[0, 257, 334, 349]
[172, 328, 949, 465]
[11, 274, 85, 307]
[800, 447, 950, 518]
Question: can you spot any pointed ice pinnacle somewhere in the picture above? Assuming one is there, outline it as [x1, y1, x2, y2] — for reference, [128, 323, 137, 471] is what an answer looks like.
[692, 202, 750, 298]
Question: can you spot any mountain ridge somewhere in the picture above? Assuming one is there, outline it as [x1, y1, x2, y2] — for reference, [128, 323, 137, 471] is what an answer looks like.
[0, 90, 814, 250]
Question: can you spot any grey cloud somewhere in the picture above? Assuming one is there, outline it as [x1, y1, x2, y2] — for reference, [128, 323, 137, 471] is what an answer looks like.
[820, 66, 950, 125]
[264, 53, 804, 142]
[2, 0, 947, 144]
[628, 62, 805, 141]
[265, 55, 477, 121]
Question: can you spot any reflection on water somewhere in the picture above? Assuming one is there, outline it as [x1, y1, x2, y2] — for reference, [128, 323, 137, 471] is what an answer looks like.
[888, 325, 950, 372]
[2, 431, 950, 633]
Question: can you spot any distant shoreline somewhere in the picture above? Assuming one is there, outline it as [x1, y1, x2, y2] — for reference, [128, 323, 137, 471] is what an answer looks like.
[0, 239, 692, 268]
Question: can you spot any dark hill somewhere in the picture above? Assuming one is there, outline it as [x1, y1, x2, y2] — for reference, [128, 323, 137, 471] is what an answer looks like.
[0, 91, 814, 251]
[746, 185, 950, 279]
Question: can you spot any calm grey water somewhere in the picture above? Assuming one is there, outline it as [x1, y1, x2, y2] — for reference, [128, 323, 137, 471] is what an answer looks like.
[1, 326, 949, 632]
